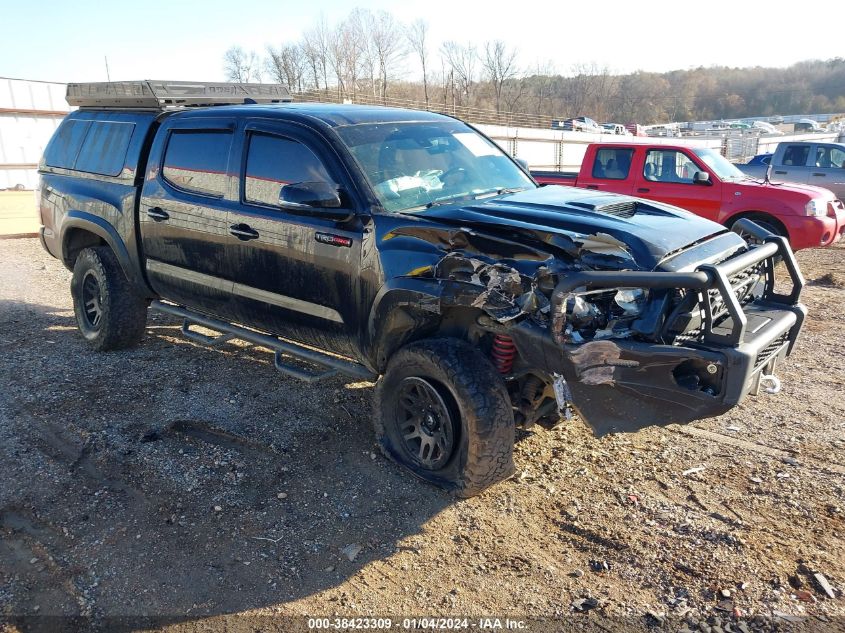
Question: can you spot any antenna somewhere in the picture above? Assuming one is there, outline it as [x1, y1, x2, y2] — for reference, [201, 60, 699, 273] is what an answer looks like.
[104, 56, 111, 82]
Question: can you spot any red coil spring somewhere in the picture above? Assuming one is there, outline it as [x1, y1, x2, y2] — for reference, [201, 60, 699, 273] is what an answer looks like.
[491, 334, 517, 374]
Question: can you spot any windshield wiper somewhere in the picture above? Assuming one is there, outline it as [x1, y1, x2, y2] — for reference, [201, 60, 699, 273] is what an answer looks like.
[400, 187, 528, 213]
[424, 193, 474, 208]
[472, 186, 528, 199]
[395, 197, 467, 213]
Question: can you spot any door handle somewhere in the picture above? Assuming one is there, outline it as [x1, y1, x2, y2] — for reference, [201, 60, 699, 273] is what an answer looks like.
[586, 184, 598, 190]
[229, 223, 259, 241]
[773, 170, 787, 175]
[812, 172, 826, 177]
[637, 187, 650, 193]
[146, 207, 170, 222]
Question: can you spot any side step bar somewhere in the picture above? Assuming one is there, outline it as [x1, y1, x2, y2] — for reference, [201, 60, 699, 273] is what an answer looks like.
[150, 301, 376, 383]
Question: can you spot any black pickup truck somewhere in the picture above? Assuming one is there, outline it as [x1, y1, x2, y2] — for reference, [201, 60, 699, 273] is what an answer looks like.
[38, 81, 807, 496]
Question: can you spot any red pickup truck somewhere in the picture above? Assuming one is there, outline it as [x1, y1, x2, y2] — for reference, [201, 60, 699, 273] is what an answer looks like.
[533, 143, 845, 250]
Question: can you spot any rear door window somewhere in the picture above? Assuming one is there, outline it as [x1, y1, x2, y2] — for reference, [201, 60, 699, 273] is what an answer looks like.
[162, 130, 233, 197]
[592, 148, 633, 179]
[243, 132, 332, 207]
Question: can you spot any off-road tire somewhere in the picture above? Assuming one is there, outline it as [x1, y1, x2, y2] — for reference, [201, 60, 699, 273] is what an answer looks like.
[374, 338, 516, 497]
[71, 246, 147, 351]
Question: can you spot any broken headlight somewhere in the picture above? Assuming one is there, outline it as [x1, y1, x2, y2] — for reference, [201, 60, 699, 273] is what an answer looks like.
[613, 288, 647, 314]
[564, 288, 648, 342]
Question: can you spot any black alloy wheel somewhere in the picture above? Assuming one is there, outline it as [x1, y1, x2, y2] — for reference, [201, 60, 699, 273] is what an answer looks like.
[81, 271, 104, 330]
[396, 377, 456, 470]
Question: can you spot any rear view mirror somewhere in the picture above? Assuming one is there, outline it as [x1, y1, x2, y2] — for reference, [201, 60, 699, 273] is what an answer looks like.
[693, 171, 711, 185]
[279, 181, 354, 221]
[280, 181, 342, 208]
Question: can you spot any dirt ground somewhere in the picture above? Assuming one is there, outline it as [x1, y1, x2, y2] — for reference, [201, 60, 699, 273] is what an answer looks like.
[0, 192, 38, 238]
[1, 238, 843, 632]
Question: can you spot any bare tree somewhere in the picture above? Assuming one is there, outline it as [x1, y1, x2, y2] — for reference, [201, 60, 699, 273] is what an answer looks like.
[327, 22, 349, 96]
[527, 61, 558, 115]
[482, 40, 519, 113]
[266, 43, 305, 91]
[368, 10, 407, 100]
[563, 62, 616, 119]
[353, 10, 379, 98]
[224, 46, 262, 83]
[327, 17, 364, 99]
[438, 58, 453, 110]
[441, 41, 477, 106]
[502, 77, 528, 114]
[614, 72, 670, 123]
[344, 9, 370, 97]
[302, 16, 331, 91]
[407, 19, 430, 106]
[300, 42, 321, 90]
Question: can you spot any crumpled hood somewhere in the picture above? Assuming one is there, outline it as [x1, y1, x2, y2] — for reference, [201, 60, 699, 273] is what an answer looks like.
[421, 185, 729, 270]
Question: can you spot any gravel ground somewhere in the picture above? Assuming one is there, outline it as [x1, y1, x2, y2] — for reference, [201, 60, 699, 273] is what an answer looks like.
[1, 238, 843, 632]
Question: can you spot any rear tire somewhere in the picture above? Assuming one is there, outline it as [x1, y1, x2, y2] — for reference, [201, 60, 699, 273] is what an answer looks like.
[71, 247, 147, 351]
[374, 338, 516, 497]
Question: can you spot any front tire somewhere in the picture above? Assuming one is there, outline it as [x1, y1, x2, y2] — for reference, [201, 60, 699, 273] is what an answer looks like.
[71, 246, 147, 351]
[730, 213, 788, 244]
[374, 338, 516, 497]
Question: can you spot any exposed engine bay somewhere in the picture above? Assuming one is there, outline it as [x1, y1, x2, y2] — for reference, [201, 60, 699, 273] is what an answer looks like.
[426, 226, 794, 431]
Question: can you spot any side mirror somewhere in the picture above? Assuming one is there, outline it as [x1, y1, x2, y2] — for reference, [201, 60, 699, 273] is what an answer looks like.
[693, 171, 711, 185]
[279, 181, 353, 221]
[515, 158, 530, 171]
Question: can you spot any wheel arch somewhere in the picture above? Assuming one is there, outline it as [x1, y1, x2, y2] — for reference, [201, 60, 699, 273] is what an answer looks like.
[60, 211, 153, 296]
[365, 278, 494, 373]
[365, 279, 444, 373]
[723, 210, 789, 239]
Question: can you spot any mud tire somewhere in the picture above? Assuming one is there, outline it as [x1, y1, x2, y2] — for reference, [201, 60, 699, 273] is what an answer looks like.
[374, 338, 516, 497]
[71, 247, 147, 351]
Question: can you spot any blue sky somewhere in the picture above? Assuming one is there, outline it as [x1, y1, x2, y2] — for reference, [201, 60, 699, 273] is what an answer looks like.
[2, 0, 841, 83]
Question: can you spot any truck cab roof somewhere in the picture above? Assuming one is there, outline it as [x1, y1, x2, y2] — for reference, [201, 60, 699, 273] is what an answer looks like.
[142, 102, 454, 131]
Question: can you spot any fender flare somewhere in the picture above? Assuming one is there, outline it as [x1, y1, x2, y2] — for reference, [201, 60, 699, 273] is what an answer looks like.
[364, 273, 520, 371]
[365, 277, 446, 372]
[60, 211, 154, 296]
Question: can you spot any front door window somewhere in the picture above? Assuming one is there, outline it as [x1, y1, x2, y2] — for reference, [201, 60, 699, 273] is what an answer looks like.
[644, 150, 699, 183]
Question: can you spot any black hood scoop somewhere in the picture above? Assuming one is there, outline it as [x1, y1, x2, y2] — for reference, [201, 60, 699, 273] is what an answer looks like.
[569, 199, 638, 219]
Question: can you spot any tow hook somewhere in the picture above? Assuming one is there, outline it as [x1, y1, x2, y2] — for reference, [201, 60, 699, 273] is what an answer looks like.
[760, 373, 782, 394]
[552, 374, 574, 421]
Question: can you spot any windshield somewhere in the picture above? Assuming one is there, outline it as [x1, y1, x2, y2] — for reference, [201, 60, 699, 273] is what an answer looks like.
[693, 148, 747, 181]
[335, 120, 534, 213]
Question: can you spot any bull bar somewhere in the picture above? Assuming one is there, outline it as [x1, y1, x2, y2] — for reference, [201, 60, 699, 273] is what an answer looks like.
[550, 219, 806, 348]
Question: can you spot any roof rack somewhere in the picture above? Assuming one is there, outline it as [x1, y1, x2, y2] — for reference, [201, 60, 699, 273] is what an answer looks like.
[66, 80, 293, 110]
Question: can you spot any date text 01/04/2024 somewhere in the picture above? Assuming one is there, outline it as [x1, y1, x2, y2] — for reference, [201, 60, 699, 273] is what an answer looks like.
[306, 617, 529, 630]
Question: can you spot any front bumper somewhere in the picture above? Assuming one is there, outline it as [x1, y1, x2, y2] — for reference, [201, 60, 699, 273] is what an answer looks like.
[510, 221, 807, 435]
[784, 199, 845, 250]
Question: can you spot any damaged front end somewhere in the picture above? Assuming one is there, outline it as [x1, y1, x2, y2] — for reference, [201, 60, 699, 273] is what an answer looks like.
[430, 220, 807, 435]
